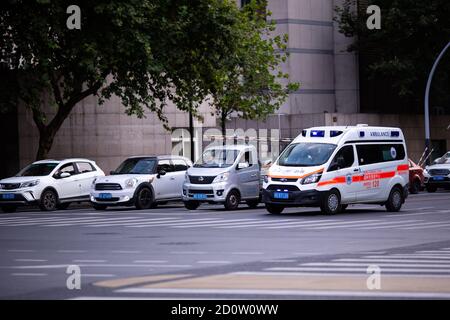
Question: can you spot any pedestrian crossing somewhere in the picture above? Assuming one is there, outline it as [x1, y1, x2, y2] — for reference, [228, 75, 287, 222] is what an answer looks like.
[0, 214, 449, 231]
[264, 248, 450, 275]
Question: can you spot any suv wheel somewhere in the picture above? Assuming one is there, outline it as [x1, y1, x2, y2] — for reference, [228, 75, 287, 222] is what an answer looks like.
[320, 189, 341, 215]
[385, 186, 403, 212]
[56, 202, 70, 210]
[1, 205, 17, 213]
[245, 199, 259, 209]
[224, 190, 240, 210]
[39, 189, 58, 211]
[265, 204, 284, 214]
[93, 204, 107, 210]
[135, 187, 153, 210]
[184, 201, 200, 210]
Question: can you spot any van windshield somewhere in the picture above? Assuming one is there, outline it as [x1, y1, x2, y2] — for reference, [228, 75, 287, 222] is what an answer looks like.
[194, 149, 239, 168]
[278, 143, 336, 167]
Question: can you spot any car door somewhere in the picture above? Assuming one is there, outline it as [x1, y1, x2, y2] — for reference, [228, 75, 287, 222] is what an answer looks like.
[53, 163, 80, 199]
[75, 162, 98, 197]
[152, 159, 175, 200]
[326, 145, 357, 203]
[236, 151, 259, 198]
[171, 159, 189, 199]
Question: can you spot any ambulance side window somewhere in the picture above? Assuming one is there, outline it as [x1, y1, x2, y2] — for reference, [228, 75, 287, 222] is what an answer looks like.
[328, 145, 354, 171]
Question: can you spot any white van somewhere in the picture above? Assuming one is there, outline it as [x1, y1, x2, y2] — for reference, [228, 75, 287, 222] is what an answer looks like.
[262, 125, 409, 214]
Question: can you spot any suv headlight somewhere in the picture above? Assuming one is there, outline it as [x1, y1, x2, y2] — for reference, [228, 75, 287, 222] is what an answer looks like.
[301, 173, 322, 185]
[213, 172, 229, 183]
[125, 178, 138, 188]
[20, 180, 40, 188]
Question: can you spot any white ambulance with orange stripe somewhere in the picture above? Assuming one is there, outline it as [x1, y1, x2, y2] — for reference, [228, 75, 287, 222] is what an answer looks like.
[262, 125, 409, 215]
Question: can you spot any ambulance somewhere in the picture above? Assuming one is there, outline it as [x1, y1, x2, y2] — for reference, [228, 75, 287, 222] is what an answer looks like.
[262, 125, 409, 214]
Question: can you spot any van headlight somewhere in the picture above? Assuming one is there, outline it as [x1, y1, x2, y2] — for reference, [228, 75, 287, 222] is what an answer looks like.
[125, 178, 138, 188]
[20, 180, 40, 188]
[213, 172, 229, 183]
[301, 173, 322, 185]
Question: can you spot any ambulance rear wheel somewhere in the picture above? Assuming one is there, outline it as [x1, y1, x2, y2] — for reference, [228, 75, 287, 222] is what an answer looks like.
[385, 186, 403, 212]
[320, 189, 341, 215]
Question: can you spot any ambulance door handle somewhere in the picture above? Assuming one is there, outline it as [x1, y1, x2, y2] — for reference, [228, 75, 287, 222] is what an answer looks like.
[353, 168, 361, 172]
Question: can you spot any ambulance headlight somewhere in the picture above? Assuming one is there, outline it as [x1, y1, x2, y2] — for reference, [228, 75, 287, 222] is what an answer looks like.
[301, 173, 322, 185]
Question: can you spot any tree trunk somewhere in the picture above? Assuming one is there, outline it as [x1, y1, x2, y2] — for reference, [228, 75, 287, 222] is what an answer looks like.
[221, 109, 227, 146]
[36, 127, 57, 160]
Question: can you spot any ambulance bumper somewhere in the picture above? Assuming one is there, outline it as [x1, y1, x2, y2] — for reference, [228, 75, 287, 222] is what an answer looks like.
[262, 189, 321, 206]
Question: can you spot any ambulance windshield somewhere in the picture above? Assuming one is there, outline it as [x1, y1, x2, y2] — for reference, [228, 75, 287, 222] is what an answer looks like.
[278, 143, 336, 167]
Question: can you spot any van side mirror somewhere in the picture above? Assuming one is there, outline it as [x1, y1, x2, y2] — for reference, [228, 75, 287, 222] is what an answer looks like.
[237, 162, 249, 170]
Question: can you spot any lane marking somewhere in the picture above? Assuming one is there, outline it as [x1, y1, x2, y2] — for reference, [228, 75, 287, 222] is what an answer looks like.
[170, 219, 261, 228]
[11, 273, 47, 276]
[8, 249, 35, 253]
[58, 250, 87, 253]
[73, 260, 107, 263]
[170, 251, 207, 255]
[266, 267, 450, 273]
[337, 258, 450, 264]
[303, 262, 450, 268]
[196, 261, 231, 264]
[126, 218, 224, 228]
[111, 250, 141, 254]
[85, 217, 180, 227]
[231, 252, 264, 255]
[263, 219, 381, 229]
[14, 259, 48, 262]
[133, 260, 168, 264]
[313, 219, 423, 230]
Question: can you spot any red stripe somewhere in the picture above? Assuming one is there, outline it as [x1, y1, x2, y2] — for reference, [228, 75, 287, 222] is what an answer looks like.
[397, 164, 409, 171]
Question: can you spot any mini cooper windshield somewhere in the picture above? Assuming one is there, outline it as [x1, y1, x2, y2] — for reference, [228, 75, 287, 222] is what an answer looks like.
[194, 149, 239, 168]
[278, 143, 336, 167]
[17, 163, 59, 176]
[114, 158, 156, 174]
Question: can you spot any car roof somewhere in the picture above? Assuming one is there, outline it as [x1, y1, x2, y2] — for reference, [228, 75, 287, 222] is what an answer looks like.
[204, 144, 256, 151]
[126, 155, 191, 161]
[32, 158, 96, 164]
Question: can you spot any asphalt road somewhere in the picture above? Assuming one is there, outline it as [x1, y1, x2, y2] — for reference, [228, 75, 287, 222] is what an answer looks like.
[1, 190, 450, 300]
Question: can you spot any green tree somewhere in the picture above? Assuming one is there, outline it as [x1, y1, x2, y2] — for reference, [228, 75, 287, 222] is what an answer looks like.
[211, 0, 299, 141]
[0, 0, 241, 159]
[335, 0, 450, 113]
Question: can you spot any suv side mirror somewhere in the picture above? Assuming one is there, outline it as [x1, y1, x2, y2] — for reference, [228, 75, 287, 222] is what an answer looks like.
[237, 162, 249, 170]
[157, 170, 166, 178]
[59, 172, 71, 178]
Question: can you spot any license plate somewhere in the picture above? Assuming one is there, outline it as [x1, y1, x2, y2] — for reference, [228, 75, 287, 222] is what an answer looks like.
[1, 194, 14, 200]
[99, 193, 112, 199]
[193, 194, 207, 200]
[274, 192, 289, 199]
[433, 176, 445, 181]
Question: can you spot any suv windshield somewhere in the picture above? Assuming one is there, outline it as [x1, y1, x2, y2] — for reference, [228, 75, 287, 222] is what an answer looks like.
[114, 158, 156, 174]
[17, 163, 59, 176]
[278, 143, 336, 167]
[194, 149, 240, 168]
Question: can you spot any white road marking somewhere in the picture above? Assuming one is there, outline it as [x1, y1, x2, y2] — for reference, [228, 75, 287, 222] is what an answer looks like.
[170, 219, 261, 228]
[85, 217, 179, 227]
[356, 221, 450, 230]
[266, 267, 450, 273]
[196, 261, 231, 264]
[8, 249, 35, 253]
[170, 251, 207, 255]
[365, 255, 450, 260]
[126, 218, 224, 228]
[81, 274, 115, 278]
[302, 262, 450, 268]
[263, 219, 381, 229]
[41, 217, 146, 227]
[231, 252, 263, 255]
[133, 260, 168, 263]
[111, 250, 141, 254]
[14, 259, 48, 262]
[336, 258, 450, 264]
[401, 223, 450, 230]
[314, 219, 423, 230]
[73, 260, 107, 263]
[58, 250, 87, 253]
[11, 273, 47, 276]
[223, 219, 341, 229]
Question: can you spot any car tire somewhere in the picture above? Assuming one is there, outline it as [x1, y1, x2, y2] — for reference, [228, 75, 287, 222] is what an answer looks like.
[245, 199, 259, 209]
[224, 190, 240, 210]
[93, 204, 107, 210]
[265, 204, 284, 214]
[385, 186, 403, 212]
[1, 205, 17, 213]
[341, 204, 348, 212]
[184, 201, 200, 210]
[135, 187, 153, 210]
[56, 202, 70, 210]
[320, 189, 341, 215]
[39, 189, 58, 211]
[426, 185, 437, 193]
[410, 179, 421, 194]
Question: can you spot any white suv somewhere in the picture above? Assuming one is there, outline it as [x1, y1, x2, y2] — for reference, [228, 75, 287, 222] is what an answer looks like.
[90, 155, 192, 210]
[0, 159, 104, 213]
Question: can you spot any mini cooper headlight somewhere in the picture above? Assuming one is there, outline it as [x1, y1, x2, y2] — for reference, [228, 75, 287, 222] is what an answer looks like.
[301, 173, 322, 185]
[213, 172, 229, 183]
[20, 180, 40, 188]
[125, 178, 138, 188]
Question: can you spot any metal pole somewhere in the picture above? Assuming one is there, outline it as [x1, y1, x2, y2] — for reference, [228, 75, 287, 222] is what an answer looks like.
[189, 110, 194, 162]
[424, 41, 450, 165]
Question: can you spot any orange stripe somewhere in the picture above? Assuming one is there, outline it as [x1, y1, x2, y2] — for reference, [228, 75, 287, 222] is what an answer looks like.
[317, 176, 346, 187]
[318, 168, 402, 187]
[268, 168, 323, 179]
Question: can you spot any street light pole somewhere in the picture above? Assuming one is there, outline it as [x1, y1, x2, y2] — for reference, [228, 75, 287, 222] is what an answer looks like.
[424, 41, 450, 165]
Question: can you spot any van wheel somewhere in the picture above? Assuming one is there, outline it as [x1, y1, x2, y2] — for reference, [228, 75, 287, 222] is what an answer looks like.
[56, 202, 70, 210]
[426, 185, 437, 193]
[93, 204, 107, 210]
[224, 190, 240, 210]
[265, 204, 284, 214]
[39, 189, 58, 211]
[385, 187, 403, 212]
[1, 205, 17, 213]
[184, 201, 200, 210]
[410, 179, 421, 194]
[246, 199, 259, 209]
[135, 187, 153, 210]
[320, 190, 341, 215]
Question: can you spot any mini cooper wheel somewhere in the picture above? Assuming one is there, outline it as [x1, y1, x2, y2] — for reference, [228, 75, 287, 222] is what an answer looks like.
[385, 187, 403, 212]
[184, 201, 200, 210]
[265, 204, 284, 214]
[135, 187, 153, 210]
[39, 189, 58, 211]
[224, 190, 240, 210]
[320, 189, 341, 215]
[1, 205, 17, 213]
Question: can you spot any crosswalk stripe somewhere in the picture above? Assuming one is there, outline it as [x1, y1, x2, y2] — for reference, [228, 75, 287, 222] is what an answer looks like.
[41, 217, 147, 226]
[0, 216, 95, 225]
[126, 218, 225, 228]
[311, 219, 422, 230]
[355, 220, 450, 230]
[170, 219, 261, 228]
[263, 219, 380, 229]
[265, 267, 450, 273]
[88, 218, 217, 228]
[82, 217, 179, 227]
[4, 216, 128, 226]
[364, 255, 450, 260]
[401, 223, 450, 230]
[336, 258, 450, 264]
[302, 262, 450, 268]
[215, 219, 339, 229]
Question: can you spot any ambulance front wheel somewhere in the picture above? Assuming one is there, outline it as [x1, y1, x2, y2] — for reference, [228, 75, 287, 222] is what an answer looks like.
[385, 186, 403, 212]
[320, 189, 341, 215]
